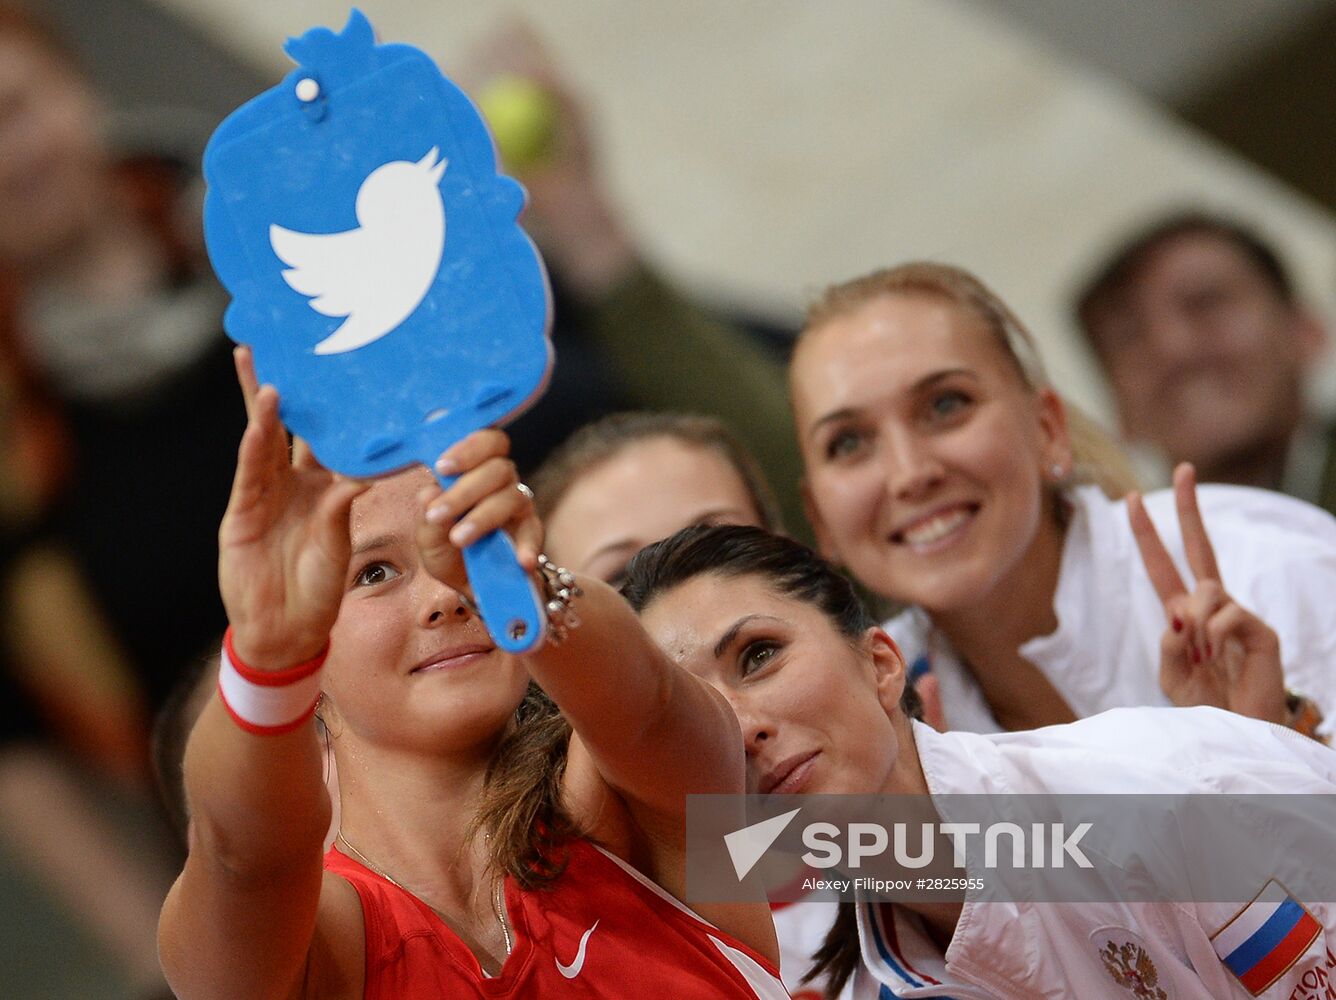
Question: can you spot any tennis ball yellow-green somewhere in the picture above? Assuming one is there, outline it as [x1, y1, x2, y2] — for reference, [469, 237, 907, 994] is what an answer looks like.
[477, 75, 559, 171]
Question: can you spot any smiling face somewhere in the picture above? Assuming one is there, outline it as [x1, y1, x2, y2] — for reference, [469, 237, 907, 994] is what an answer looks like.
[544, 436, 766, 586]
[791, 292, 1069, 613]
[639, 571, 907, 796]
[321, 468, 528, 753]
[1082, 230, 1317, 470]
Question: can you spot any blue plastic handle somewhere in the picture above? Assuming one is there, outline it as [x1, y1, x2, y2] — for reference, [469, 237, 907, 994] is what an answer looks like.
[437, 471, 544, 653]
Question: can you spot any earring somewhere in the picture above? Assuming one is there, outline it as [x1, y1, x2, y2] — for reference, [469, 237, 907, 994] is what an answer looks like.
[1050, 463, 1065, 479]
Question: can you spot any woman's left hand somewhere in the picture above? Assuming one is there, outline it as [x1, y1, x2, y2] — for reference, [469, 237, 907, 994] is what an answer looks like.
[415, 429, 544, 593]
[1128, 463, 1288, 726]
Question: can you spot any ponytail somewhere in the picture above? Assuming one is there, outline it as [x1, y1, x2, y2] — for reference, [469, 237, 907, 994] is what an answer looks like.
[804, 901, 860, 999]
[473, 683, 580, 887]
[1064, 400, 1141, 499]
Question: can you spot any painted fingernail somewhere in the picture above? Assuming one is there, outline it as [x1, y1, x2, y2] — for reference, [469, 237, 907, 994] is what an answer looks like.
[1172, 617, 1183, 633]
[451, 522, 477, 546]
[435, 456, 458, 475]
[1191, 646, 1201, 664]
[426, 503, 450, 524]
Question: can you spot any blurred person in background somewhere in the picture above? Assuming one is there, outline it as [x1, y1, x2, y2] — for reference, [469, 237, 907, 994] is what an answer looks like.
[532, 411, 782, 585]
[0, 3, 238, 995]
[1075, 211, 1334, 513]
[0, 1, 241, 716]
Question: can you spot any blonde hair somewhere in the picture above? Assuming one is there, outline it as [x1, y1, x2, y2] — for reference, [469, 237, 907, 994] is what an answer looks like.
[799, 261, 1139, 499]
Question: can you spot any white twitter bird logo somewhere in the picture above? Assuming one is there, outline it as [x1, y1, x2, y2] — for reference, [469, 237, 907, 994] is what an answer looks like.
[270, 147, 448, 355]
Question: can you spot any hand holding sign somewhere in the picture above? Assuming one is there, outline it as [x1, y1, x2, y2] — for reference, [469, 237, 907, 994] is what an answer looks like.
[203, 10, 553, 651]
[1127, 464, 1288, 725]
[219, 347, 369, 670]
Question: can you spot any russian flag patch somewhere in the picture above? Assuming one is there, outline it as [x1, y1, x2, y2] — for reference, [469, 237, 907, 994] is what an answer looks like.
[1212, 880, 1322, 996]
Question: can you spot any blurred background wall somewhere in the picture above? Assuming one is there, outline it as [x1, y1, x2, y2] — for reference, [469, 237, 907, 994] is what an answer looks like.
[27, 0, 1336, 419]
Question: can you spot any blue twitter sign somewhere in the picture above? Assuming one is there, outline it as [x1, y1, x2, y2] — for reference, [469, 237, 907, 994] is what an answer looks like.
[204, 9, 552, 652]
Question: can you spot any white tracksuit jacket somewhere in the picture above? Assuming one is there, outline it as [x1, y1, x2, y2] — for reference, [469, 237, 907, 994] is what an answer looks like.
[849, 708, 1336, 999]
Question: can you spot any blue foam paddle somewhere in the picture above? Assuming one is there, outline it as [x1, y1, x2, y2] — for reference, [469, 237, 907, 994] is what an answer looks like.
[203, 9, 552, 651]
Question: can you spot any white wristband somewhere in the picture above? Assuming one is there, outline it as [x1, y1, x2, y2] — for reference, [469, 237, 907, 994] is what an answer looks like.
[217, 628, 327, 735]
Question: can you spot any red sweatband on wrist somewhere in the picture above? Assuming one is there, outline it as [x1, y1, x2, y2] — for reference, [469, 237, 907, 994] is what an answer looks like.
[217, 627, 328, 735]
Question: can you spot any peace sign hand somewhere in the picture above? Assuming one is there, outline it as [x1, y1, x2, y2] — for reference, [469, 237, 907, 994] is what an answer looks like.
[1127, 463, 1288, 725]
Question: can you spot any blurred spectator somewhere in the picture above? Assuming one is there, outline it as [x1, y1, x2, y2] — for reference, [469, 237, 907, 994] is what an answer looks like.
[0, 4, 235, 994]
[1075, 211, 1333, 512]
[0, 2, 241, 717]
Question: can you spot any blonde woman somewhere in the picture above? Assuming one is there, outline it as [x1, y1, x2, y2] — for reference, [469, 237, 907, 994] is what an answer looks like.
[789, 262, 1334, 738]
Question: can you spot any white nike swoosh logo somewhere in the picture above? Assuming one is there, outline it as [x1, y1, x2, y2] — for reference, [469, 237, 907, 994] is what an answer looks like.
[555, 919, 600, 979]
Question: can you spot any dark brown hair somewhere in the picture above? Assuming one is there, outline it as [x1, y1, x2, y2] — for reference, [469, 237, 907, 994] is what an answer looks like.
[530, 411, 783, 532]
[798, 261, 1140, 500]
[1075, 210, 1296, 354]
[805, 903, 859, 997]
[474, 683, 580, 887]
[622, 518, 924, 715]
[621, 523, 921, 720]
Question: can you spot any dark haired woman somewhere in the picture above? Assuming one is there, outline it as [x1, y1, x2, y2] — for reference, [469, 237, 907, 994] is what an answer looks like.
[159, 354, 786, 999]
[622, 524, 1336, 999]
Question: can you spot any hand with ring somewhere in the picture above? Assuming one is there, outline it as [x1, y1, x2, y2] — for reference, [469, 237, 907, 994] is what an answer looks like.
[415, 431, 544, 596]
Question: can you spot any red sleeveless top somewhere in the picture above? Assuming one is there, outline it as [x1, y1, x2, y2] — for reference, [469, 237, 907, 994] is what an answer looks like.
[324, 839, 789, 998]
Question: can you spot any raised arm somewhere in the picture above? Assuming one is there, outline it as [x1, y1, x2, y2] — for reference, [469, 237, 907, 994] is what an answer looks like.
[532, 574, 743, 818]
[159, 354, 366, 1000]
[419, 430, 775, 962]
[419, 431, 743, 821]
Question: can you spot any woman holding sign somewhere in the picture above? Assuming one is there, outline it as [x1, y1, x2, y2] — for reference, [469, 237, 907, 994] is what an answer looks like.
[788, 262, 1336, 738]
[157, 351, 786, 999]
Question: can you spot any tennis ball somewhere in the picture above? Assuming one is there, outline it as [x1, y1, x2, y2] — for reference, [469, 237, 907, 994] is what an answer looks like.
[477, 75, 559, 171]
